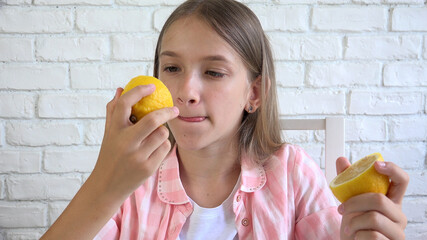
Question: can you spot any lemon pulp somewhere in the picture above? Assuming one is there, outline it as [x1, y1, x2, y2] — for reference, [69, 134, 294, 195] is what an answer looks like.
[329, 153, 390, 203]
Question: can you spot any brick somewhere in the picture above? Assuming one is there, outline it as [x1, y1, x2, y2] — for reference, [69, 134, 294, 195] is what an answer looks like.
[112, 35, 158, 61]
[424, 36, 427, 59]
[76, 9, 151, 33]
[7, 175, 81, 200]
[349, 91, 423, 115]
[318, 0, 351, 3]
[275, 62, 304, 87]
[116, 0, 184, 5]
[269, 35, 342, 60]
[345, 35, 421, 60]
[345, 118, 386, 142]
[312, 7, 386, 32]
[0, 123, 3, 146]
[405, 223, 427, 240]
[0, 64, 68, 90]
[38, 94, 110, 118]
[48, 201, 69, 225]
[44, 150, 98, 173]
[0, 8, 73, 33]
[6, 121, 81, 146]
[70, 63, 148, 89]
[406, 171, 427, 196]
[350, 143, 425, 169]
[352, 0, 382, 3]
[0, 178, 4, 199]
[384, 62, 427, 86]
[307, 62, 381, 87]
[299, 144, 323, 168]
[313, 130, 325, 143]
[252, 6, 308, 32]
[390, 117, 427, 141]
[0, 93, 35, 118]
[353, 0, 423, 3]
[0, 38, 33, 62]
[0, 151, 41, 173]
[282, 130, 311, 143]
[4, 229, 44, 240]
[153, 7, 176, 32]
[34, 0, 112, 5]
[393, 8, 427, 32]
[276, 0, 317, 3]
[387, 0, 424, 3]
[36, 37, 108, 62]
[3, 0, 32, 4]
[402, 198, 427, 223]
[0, 202, 46, 228]
[278, 90, 345, 115]
[85, 120, 105, 145]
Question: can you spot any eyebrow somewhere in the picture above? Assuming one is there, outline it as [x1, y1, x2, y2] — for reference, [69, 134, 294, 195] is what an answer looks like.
[160, 51, 231, 63]
[160, 51, 178, 58]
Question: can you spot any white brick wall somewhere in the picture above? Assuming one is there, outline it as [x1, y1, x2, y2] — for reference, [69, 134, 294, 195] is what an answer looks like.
[0, 0, 425, 239]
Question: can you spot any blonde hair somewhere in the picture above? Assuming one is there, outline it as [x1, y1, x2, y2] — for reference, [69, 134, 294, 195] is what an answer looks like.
[153, 0, 284, 164]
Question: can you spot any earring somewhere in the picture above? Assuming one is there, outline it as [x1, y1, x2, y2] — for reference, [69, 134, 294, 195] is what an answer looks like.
[248, 105, 253, 113]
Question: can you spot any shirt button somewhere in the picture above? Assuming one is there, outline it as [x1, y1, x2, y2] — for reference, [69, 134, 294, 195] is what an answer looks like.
[236, 195, 241, 202]
[241, 218, 250, 227]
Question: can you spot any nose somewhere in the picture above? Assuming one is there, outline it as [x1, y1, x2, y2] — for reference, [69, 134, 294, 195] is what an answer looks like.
[176, 73, 200, 106]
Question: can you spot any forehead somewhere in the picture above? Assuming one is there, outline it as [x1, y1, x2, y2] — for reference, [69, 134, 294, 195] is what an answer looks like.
[160, 15, 242, 62]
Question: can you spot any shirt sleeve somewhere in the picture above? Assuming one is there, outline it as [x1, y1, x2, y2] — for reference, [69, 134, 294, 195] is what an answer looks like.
[291, 146, 341, 239]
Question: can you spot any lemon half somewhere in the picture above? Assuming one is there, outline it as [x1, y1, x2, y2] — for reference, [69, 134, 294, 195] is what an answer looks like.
[121, 76, 173, 123]
[329, 153, 390, 203]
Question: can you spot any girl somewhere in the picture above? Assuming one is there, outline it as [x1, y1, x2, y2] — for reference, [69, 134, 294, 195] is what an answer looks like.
[42, 0, 409, 239]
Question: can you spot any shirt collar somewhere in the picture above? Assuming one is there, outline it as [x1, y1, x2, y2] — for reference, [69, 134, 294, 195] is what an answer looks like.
[157, 146, 267, 205]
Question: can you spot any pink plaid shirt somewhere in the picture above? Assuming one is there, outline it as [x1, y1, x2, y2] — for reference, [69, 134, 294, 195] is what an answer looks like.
[95, 144, 341, 240]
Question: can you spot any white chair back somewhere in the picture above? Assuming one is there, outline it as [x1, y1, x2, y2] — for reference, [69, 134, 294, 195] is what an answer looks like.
[279, 117, 345, 184]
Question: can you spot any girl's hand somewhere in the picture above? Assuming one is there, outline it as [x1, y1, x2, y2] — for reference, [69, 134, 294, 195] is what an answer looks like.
[93, 86, 179, 201]
[336, 157, 409, 240]
[41, 86, 179, 240]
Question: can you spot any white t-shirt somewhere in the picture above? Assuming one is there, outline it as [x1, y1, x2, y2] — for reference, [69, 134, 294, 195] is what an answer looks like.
[178, 176, 240, 240]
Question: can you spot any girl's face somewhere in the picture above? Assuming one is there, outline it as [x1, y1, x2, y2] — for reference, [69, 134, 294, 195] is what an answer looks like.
[159, 15, 253, 151]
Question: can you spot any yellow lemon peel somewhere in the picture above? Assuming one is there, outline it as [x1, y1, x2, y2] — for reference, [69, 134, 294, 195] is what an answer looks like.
[329, 153, 390, 203]
[121, 76, 173, 123]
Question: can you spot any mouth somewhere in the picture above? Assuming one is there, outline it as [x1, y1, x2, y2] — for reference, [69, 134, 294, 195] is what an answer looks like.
[177, 116, 207, 122]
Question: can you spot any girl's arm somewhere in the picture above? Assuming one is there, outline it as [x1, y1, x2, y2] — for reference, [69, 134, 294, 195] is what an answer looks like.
[41, 87, 179, 240]
[336, 157, 409, 240]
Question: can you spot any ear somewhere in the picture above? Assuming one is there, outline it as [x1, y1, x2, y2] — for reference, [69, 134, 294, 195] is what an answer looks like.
[245, 75, 262, 113]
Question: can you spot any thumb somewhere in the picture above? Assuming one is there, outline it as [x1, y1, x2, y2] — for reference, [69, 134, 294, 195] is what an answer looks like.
[336, 157, 351, 175]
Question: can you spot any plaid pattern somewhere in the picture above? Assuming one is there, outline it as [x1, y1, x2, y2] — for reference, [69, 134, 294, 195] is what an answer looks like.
[95, 144, 341, 240]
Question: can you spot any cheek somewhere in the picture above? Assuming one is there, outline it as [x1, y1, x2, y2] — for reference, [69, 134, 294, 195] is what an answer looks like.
[210, 88, 247, 111]
[160, 79, 176, 97]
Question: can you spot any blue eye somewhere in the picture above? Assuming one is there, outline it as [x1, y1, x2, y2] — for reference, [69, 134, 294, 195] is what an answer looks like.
[206, 71, 225, 78]
[164, 66, 179, 72]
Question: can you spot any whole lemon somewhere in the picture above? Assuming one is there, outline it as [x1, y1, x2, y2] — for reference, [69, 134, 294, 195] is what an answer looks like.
[329, 153, 390, 203]
[121, 76, 173, 123]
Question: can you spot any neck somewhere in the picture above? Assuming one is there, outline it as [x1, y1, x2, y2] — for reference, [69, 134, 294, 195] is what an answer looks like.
[177, 142, 241, 208]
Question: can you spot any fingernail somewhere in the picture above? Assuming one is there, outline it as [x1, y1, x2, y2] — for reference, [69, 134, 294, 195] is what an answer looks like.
[148, 84, 156, 90]
[172, 106, 179, 115]
[338, 204, 344, 214]
[376, 161, 386, 168]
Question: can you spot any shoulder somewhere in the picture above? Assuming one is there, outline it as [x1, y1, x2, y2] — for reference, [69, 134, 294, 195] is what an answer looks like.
[265, 143, 326, 189]
[265, 143, 315, 171]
